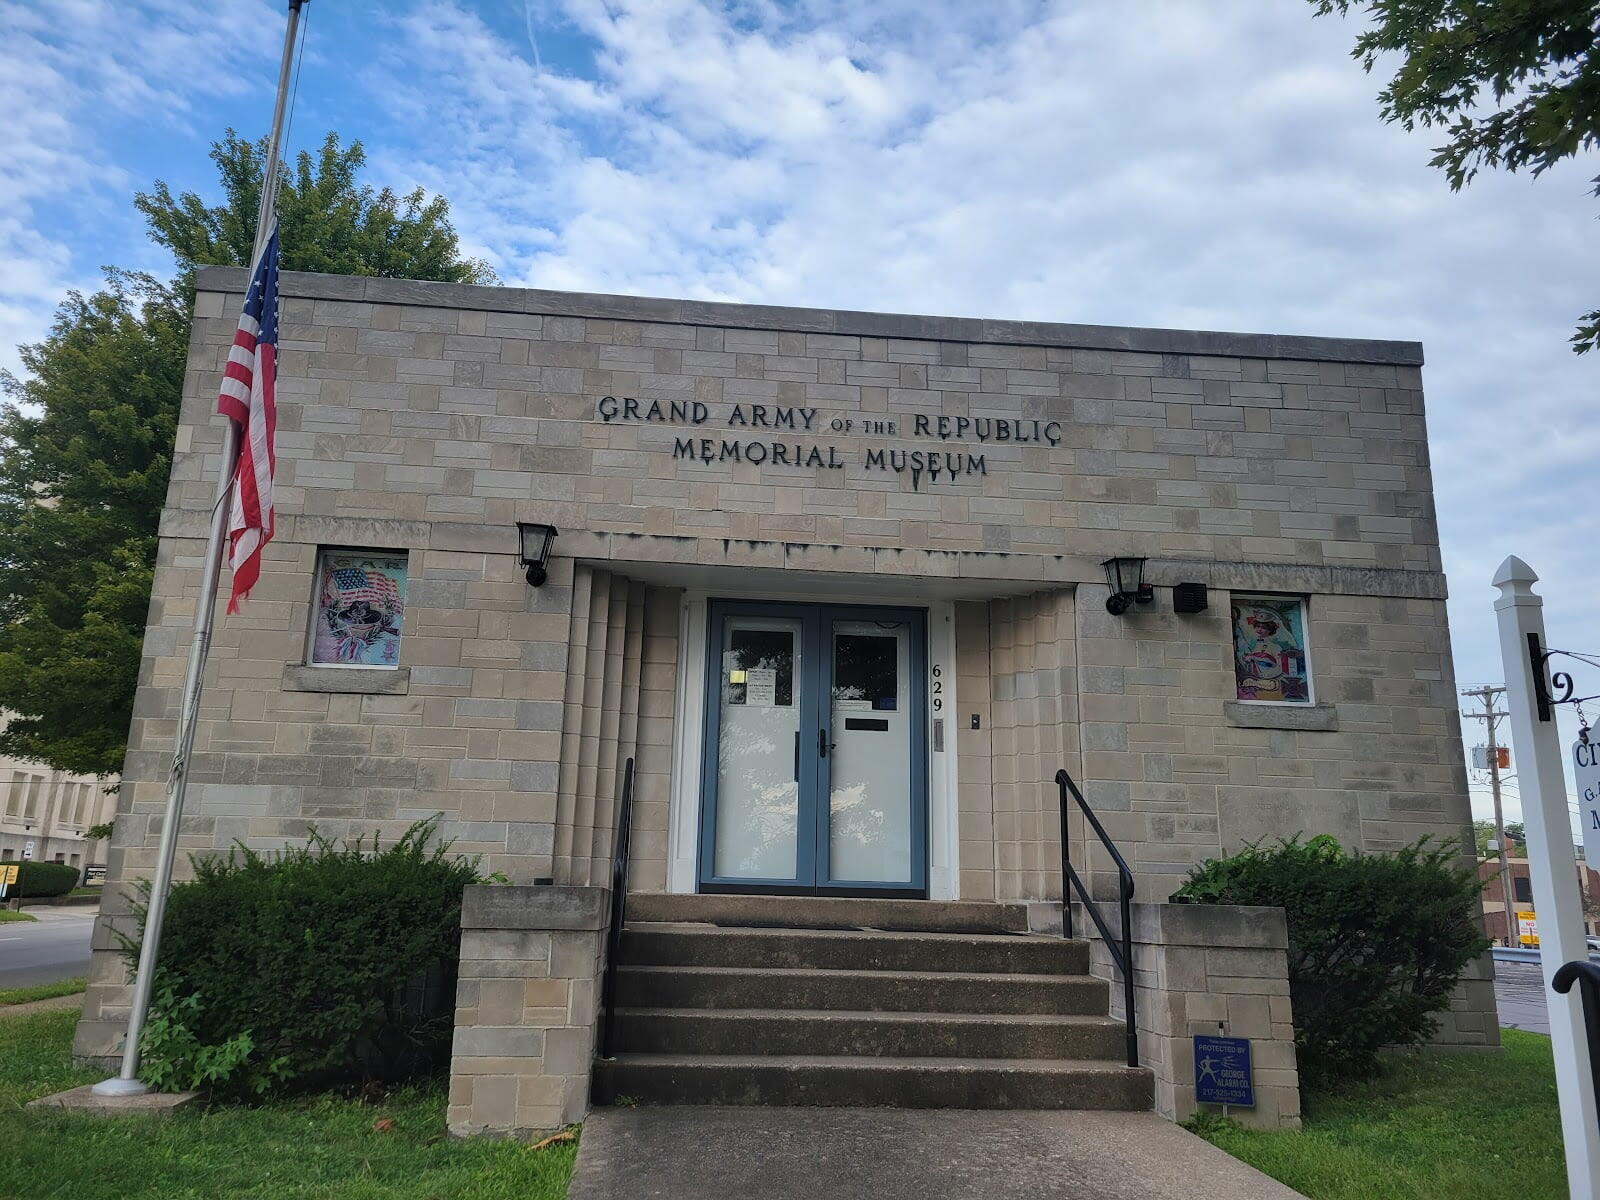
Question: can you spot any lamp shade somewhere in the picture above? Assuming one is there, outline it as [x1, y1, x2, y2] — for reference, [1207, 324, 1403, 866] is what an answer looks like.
[517, 522, 559, 587]
[1101, 556, 1149, 616]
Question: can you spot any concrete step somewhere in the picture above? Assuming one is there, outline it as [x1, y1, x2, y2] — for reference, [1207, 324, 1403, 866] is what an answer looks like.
[620, 924, 1089, 975]
[592, 1053, 1153, 1110]
[625, 893, 1031, 934]
[615, 965, 1110, 1016]
[613, 1007, 1129, 1060]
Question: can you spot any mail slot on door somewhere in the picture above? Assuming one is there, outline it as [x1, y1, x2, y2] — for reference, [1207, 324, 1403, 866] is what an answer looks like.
[844, 718, 890, 732]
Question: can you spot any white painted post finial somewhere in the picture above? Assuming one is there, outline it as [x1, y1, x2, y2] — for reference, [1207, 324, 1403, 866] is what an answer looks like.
[1493, 554, 1539, 594]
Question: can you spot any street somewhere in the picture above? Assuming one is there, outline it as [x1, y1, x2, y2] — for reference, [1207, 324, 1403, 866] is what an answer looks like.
[1496, 958, 1551, 1034]
[0, 909, 95, 988]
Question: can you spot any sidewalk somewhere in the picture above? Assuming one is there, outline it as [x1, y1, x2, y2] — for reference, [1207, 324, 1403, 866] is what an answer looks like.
[18, 904, 98, 923]
[0, 992, 84, 1018]
[569, 1107, 1305, 1200]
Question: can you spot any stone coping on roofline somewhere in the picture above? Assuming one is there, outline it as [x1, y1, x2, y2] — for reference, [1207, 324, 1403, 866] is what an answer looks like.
[193, 265, 1426, 367]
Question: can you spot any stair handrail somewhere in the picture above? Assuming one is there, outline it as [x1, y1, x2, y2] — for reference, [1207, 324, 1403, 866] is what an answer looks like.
[1552, 958, 1600, 1136]
[598, 756, 636, 1061]
[1055, 768, 1138, 1068]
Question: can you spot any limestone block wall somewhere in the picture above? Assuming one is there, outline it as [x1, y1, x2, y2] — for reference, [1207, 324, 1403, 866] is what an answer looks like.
[987, 589, 1077, 903]
[448, 885, 606, 1139]
[79, 268, 1487, 1051]
[1430, 953, 1501, 1050]
[1082, 901, 1301, 1130]
[1072, 576, 1474, 903]
[549, 569, 678, 887]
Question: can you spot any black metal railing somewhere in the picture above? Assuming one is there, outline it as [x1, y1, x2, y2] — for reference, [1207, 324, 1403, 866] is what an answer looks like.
[1056, 768, 1137, 1068]
[1553, 958, 1600, 1129]
[598, 756, 635, 1061]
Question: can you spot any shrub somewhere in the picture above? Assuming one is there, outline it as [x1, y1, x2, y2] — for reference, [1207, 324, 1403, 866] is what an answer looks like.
[138, 987, 289, 1097]
[125, 817, 486, 1098]
[1171, 834, 1489, 1088]
[14, 862, 79, 898]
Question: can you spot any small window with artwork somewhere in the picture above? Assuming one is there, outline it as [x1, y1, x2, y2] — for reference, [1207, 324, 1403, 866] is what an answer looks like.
[309, 548, 409, 668]
[1230, 595, 1312, 704]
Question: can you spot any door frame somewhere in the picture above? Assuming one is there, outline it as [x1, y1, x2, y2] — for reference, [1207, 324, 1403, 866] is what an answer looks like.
[696, 598, 930, 898]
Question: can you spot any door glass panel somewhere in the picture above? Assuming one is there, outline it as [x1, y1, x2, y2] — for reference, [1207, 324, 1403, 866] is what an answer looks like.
[828, 620, 913, 883]
[713, 618, 802, 880]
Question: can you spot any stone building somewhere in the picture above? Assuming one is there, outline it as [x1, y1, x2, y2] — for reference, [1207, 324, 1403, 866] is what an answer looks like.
[0, 714, 114, 874]
[77, 267, 1494, 1132]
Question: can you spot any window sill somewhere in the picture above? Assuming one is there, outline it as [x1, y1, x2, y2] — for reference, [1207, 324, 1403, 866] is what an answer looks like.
[1222, 701, 1337, 732]
[282, 664, 410, 695]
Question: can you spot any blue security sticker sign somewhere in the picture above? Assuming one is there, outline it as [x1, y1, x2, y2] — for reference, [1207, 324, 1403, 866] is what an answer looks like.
[1194, 1035, 1255, 1107]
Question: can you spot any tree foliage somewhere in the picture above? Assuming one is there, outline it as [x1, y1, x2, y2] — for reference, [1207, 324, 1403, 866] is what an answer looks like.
[0, 274, 188, 775]
[1472, 817, 1525, 854]
[136, 130, 496, 284]
[0, 131, 494, 776]
[1313, 1, 1600, 352]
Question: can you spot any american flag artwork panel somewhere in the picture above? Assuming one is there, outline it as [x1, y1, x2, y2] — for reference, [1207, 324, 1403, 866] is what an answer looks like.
[311, 551, 409, 666]
[217, 224, 281, 613]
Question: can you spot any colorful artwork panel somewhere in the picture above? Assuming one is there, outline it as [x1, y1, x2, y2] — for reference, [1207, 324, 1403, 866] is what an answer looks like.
[311, 551, 408, 667]
[1231, 596, 1310, 703]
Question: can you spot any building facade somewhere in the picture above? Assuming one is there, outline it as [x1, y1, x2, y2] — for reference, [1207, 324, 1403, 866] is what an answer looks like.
[76, 268, 1492, 1078]
[1480, 854, 1600, 944]
[0, 715, 114, 874]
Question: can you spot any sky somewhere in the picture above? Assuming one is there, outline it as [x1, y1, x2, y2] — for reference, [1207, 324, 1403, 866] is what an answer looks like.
[2, 0, 1597, 835]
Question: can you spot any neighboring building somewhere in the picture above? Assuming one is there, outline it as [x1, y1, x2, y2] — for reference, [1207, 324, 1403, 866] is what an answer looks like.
[1480, 853, 1600, 943]
[0, 714, 115, 874]
[77, 269, 1495, 1130]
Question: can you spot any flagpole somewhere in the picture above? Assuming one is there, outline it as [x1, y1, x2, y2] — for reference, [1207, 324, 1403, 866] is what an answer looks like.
[94, 0, 307, 1098]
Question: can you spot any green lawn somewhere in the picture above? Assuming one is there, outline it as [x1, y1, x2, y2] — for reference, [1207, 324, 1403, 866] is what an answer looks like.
[0, 977, 84, 1007]
[0, 911, 36, 924]
[1191, 1029, 1564, 1200]
[0, 1011, 577, 1200]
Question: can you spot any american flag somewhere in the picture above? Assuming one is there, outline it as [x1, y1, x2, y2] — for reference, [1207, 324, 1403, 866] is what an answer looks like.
[216, 225, 281, 613]
[329, 565, 400, 610]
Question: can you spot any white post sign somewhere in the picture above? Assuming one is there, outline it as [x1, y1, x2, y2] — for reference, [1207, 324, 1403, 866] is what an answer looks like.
[1576, 738, 1600, 870]
[1495, 555, 1600, 1198]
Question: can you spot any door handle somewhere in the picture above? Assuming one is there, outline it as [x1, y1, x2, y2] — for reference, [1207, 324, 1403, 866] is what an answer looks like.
[818, 728, 829, 759]
[794, 730, 800, 781]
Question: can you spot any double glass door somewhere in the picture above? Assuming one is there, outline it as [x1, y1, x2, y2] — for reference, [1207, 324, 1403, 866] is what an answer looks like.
[699, 601, 928, 896]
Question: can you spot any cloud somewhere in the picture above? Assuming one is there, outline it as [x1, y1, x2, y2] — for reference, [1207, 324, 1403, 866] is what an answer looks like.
[0, 0, 276, 376]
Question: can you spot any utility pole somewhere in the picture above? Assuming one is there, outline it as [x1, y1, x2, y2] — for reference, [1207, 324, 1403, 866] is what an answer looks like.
[1464, 683, 1516, 947]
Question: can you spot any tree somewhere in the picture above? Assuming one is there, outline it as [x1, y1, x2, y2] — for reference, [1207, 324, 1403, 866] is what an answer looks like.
[0, 274, 188, 776]
[0, 132, 494, 776]
[1312, 1, 1600, 352]
[1472, 818, 1525, 855]
[137, 130, 496, 284]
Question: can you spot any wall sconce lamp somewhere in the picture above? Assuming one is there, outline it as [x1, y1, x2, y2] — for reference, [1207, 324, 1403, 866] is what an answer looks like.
[1102, 556, 1153, 615]
[518, 522, 559, 588]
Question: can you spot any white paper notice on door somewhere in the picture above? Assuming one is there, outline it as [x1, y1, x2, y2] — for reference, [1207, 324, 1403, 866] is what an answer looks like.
[745, 667, 778, 708]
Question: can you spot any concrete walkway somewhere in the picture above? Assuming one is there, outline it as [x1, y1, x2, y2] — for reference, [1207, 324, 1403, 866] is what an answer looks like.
[0, 991, 85, 1018]
[568, 1107, 1305, 1200]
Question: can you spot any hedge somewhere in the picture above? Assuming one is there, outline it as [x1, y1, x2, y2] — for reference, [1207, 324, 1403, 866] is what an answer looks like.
[1171, 834, 1489, 1088]
[124, 817, 487, 1098]
[11, 862, 79, 898]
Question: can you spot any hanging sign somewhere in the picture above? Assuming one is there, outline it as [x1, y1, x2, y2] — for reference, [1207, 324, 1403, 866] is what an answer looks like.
[1573, 738, 1600, 870]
